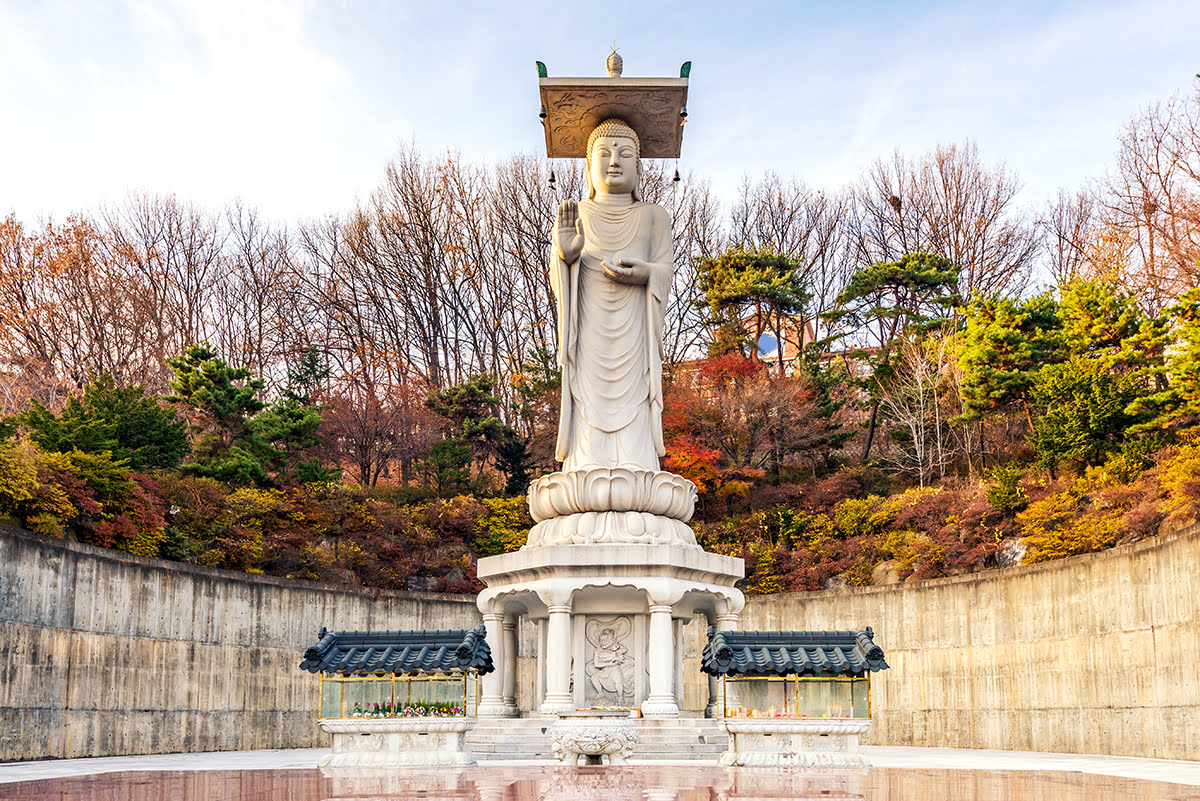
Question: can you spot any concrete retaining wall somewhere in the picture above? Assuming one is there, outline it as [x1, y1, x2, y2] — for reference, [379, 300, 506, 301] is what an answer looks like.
[3, 520, 1199, 761]
[741, 522, 1200, 760]
[0, 525, 479, 761]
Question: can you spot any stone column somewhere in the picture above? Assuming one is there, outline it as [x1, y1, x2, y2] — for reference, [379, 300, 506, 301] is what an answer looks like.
[502, 616, 519, 716]
[706, 612, 740, 718]
[477, 611, 508, 717]
[641, 603, 679, 717]
[540, 604, 575, 716]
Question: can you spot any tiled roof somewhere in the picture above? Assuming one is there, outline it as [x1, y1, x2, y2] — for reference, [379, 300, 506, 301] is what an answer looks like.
[300, 626, 494, 676]
[701, 628, 888, 678]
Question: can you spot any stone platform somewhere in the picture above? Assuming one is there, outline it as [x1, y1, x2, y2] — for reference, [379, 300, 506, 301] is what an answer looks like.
[718, 718, 872, 767]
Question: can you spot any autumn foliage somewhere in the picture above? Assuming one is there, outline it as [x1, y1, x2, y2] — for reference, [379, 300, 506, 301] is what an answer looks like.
[4, 80, 1200, 595]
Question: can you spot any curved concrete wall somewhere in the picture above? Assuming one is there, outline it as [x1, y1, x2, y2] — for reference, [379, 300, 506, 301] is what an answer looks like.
[0, 525, 480, 761]
[741, 522, 1200, 761]
[2, 521, 1198, 761]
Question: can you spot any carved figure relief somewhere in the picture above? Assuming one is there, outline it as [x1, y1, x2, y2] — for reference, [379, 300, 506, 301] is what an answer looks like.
[584, 617, 635, 704]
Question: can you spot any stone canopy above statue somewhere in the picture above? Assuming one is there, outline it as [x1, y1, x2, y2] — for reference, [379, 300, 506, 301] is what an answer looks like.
[538, 55, 690, 158]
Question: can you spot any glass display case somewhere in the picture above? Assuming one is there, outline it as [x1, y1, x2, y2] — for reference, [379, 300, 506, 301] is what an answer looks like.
[318, 671, 480, 719]
[721, 675, 870, 719]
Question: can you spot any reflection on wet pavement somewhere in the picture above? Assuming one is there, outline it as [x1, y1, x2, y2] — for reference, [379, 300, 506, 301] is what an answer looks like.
[4, 766, 1200, 801]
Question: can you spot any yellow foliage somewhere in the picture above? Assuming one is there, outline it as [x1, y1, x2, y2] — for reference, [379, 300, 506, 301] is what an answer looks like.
[24, 513, 65, 538]
[0, 440, 39, 512]
[25, 483, 76, 531]
[831, 495, 894, 535]
[476, 496, 529, 554]
[298, 541, 337, 581]
[123, 526, 168, 558]
[224, 487, 287, 521]
[1018, 482, 1122, 564]
[1157, 444, 1200, 524]
[744, 543, 785, 595]
[717, 480, 752, 501]
[893, 534, 944, 576]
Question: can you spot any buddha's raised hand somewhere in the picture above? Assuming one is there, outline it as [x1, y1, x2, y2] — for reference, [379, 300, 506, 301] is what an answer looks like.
[556, 200, 584, 264]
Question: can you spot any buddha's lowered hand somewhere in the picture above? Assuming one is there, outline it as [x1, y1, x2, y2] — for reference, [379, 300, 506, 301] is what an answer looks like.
[602, 250, 650, 285]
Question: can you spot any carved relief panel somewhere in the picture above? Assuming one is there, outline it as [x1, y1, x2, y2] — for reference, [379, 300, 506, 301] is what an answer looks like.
[574, 614, 646, 708]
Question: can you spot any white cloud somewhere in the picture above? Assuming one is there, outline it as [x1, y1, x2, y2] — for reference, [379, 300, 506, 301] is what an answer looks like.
[3, 0, 1199, 225]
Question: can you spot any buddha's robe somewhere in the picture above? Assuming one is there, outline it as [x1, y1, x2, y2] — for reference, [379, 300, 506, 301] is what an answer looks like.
[550, 199, 674, 472]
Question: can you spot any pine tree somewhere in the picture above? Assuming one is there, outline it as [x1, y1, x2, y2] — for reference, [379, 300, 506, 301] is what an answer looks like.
[166, 344, 271, 486]
[20, 371, 187, 470]
[827, 252, 960, 461]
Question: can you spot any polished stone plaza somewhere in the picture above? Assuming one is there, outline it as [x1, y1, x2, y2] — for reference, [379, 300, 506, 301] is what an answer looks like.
[3, 746, 1200, 795]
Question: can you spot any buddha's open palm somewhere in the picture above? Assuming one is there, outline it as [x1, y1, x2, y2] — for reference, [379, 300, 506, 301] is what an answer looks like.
[556, 201, 584, 263]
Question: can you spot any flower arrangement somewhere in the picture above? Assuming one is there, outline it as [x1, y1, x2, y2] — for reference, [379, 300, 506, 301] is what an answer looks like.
[349, 701, 465, 717]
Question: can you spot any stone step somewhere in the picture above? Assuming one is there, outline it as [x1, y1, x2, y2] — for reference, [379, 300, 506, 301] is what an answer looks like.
[466, 717, 729, 761]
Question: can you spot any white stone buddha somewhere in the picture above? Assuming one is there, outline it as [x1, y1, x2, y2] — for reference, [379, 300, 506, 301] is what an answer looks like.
[550, 117, 674, 472]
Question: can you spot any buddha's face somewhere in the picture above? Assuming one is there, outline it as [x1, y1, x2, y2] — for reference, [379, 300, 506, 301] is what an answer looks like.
[589, 135, 639, 195]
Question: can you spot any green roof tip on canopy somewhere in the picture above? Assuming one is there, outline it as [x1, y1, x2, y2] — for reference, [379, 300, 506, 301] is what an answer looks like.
[538, 53, 690, 159]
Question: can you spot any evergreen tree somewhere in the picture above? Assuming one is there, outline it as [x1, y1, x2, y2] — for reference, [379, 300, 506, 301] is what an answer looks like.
[1128, 288, 1200, 435]
[696, 246, 812, 372]
[166, 344, 271, 486]
[1030, 357, 1149, 472]
[425, 374, 526, 495]
[959, 292, 1064, 428]
[827, 252, 960, 460]
[260, 347, 338, 484]
[1058, 278, 1144, 369]
[20, 371, 188, 470]
[282, 346, 329, 405]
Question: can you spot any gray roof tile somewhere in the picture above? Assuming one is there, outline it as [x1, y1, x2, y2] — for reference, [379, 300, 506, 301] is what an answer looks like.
[300, 626, 493, 675]
[702, 627, 888, 677]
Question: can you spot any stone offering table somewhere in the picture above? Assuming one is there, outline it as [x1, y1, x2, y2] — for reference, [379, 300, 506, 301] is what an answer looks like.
[718, 717, 871, 767]
[551, 710, 639, 765]
[318, 717, 477, 767]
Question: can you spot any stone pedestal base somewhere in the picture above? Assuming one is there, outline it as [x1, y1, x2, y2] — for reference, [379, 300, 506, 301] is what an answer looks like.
[526, 468, 698, 548]
[318, 718, 476, 767]
[551, 712, 639, 765]
[478, 545, 744, 718]
[718, 718, 872, 767]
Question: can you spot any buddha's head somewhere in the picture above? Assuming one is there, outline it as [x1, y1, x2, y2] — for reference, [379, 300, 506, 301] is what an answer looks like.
[585, 118, 641, 201]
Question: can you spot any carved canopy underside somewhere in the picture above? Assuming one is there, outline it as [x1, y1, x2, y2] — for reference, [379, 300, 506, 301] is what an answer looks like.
[539, 77, 689, 158]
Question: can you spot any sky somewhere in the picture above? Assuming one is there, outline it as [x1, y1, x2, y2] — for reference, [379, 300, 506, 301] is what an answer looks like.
[1, 0, 1198, 226]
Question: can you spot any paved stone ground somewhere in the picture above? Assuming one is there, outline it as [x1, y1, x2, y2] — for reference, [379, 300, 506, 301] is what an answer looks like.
[1, 746, 1199, 786]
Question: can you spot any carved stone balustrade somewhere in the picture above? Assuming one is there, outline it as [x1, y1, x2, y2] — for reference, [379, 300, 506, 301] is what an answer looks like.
[718, 718, 872, 767]
[318, 718, 476, 768]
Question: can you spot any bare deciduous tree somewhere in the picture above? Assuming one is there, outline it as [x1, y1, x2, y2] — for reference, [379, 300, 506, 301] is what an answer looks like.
[1101, 83, 1200, 312]
[729, 174, 851, 344]
[848, 142, 1037, 302]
